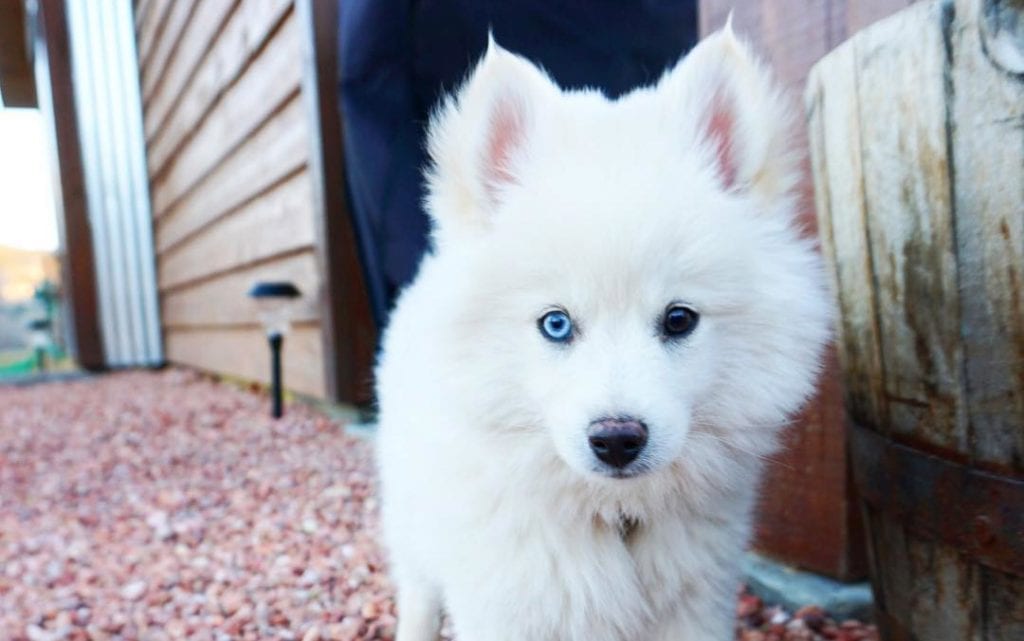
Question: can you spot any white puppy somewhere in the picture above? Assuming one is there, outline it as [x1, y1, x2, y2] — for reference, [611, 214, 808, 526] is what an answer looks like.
[375, 25, 831, 641]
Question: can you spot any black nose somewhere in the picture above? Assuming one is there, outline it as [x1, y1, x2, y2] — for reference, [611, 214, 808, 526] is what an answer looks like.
[587, 418, 648, 469]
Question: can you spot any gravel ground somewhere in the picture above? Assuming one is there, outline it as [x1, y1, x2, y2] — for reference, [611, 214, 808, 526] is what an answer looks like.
[0, 369, 877, 641]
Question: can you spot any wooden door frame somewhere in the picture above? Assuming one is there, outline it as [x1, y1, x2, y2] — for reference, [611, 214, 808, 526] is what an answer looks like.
[28, 0, 105, 370]
[0, 1, 37, 107]
[297, 0, 377, 406]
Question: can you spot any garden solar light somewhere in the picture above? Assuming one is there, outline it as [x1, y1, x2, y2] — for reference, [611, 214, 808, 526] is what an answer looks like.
[27, 317, 52, 372]
[248, 281, 301, 418]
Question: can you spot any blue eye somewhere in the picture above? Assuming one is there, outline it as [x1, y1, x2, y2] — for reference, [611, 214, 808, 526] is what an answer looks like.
[539, 310, 574, 343]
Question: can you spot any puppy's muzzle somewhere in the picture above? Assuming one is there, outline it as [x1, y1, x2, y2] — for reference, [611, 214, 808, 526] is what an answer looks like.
[587, 417, 648, 469]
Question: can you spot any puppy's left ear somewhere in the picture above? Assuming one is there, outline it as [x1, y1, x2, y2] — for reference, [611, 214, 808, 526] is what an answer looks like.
[424, 37, 558, 237]
[660, 25, 796, 202]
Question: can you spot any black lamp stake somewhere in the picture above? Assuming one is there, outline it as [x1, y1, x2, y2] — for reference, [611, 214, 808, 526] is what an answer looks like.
[248, 281, 301, 419]
[269, 331, 284, 419]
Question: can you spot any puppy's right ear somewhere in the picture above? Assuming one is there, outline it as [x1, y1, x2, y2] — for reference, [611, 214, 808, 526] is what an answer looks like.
[656, 25, 796, 205]
[424, 38, 556, 237]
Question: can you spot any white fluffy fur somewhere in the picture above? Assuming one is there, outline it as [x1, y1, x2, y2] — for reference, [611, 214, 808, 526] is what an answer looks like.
[376, 26, 832, 641]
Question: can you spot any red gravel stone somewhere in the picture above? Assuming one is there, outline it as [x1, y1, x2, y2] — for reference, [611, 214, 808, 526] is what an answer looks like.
[737, 588, 878, 641]
[1, 370, 879, 641]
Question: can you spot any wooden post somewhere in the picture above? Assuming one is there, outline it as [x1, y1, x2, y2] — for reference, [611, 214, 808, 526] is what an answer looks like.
[0, 0, 37, 107]
[29, 0, 105, 370]
[808, 0, 1024, 637]
[296, 0, 378, 406]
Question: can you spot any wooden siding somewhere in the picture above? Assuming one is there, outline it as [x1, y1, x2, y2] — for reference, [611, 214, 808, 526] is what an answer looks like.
[135, 0, 325, 397]
[700, 0, 913, 579]
[0, 0, 37, 107]
[166, 324, 325, 397]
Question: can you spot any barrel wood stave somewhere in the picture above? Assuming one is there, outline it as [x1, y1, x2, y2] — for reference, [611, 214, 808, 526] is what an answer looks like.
[808, 0, 1024, 638]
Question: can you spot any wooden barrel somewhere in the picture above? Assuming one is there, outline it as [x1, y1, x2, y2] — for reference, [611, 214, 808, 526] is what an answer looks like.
[806, 0, 1024, 639]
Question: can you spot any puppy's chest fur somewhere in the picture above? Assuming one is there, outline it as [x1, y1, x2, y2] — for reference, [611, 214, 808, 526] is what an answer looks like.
[595, 512, 699, 606]
[617, 514, 642, 544]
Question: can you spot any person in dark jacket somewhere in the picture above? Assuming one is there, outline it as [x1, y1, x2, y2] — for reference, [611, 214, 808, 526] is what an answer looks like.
[339, 1, 699, 324]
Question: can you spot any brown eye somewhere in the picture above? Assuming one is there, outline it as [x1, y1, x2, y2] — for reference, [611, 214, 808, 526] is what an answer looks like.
[662, 305, 699, 339]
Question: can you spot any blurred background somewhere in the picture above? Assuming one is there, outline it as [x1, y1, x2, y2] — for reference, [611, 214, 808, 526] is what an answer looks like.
[1, 0, 917, 581]
[3, 1, 1021, 640]
[0, 108, 64, 377]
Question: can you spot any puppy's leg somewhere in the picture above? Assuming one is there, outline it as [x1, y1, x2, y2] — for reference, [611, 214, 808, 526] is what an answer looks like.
[395, 580, 442, 641]
[650, 601, 734, 641]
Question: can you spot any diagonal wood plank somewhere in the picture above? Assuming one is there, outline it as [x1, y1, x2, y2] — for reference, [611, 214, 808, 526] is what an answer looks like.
[161, 250, 321, 327]
[146, 0, 292, 165]
[150, 12, 301, 214]
[142, 0, 238, 121]
[154, 94, 309, 254]
[158, 170, 315, 290]
[138, 0, 194, 101]
[165, 324, 325, 397]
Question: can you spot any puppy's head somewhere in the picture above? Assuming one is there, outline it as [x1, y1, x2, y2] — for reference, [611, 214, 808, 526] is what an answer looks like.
[423, 29, 831, 482]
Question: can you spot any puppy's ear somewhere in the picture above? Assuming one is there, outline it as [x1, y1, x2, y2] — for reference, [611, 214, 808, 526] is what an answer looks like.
[659, 24, 796, 202]
[424, 38, 556, 236]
